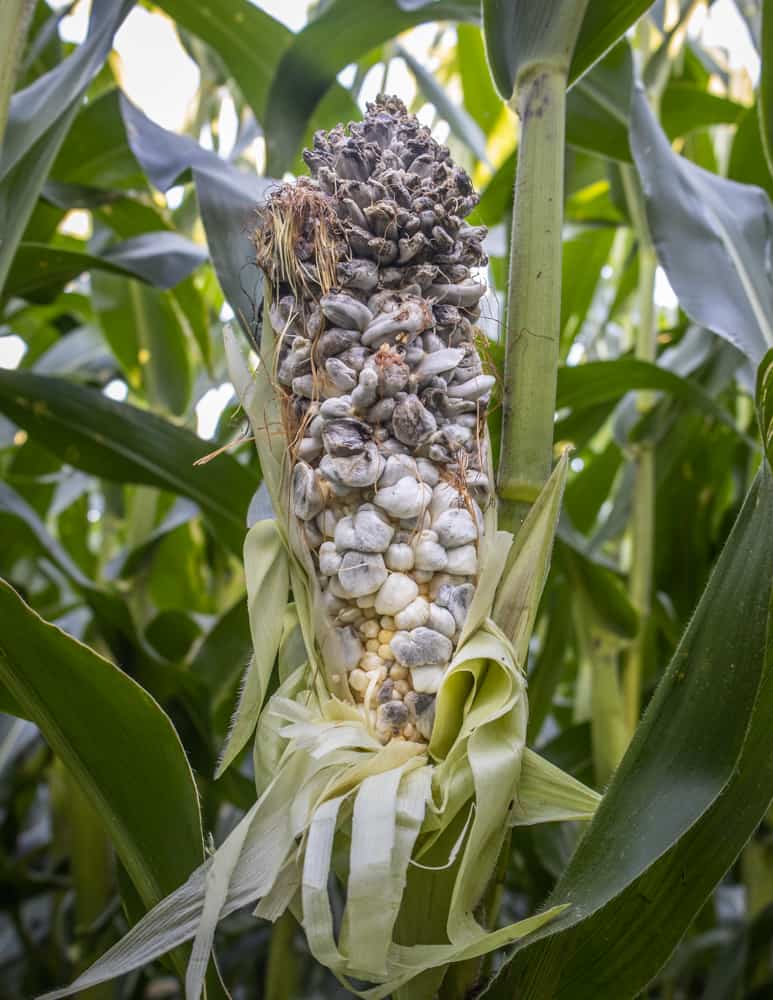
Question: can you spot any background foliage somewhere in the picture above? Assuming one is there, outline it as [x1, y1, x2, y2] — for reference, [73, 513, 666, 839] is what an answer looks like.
[0, 1, 772, 997]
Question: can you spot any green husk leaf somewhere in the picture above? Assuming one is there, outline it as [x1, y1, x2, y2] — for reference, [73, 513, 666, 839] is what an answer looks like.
[514, 748, 601, 824]
[492, 450, 570, 662]
[215, 518, 289, 777]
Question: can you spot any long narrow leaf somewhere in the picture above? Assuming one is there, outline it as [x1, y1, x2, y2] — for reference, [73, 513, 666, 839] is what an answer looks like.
[0, 370, 255, 554]
[484, 466, 773, 998]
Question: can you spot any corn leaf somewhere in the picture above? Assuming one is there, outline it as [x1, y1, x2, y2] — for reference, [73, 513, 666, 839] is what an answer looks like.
[631, 84, 773, 366]
[483, 465, 773, 999]
[483, 0, 650, 102]
[0, 0, 133, 292]
[0, 580, 222, 993]
[120, 95, 273, 341]
[4, 234, 205, 303]
[0, 369, 255, 555]
[215, 519, 289, 777]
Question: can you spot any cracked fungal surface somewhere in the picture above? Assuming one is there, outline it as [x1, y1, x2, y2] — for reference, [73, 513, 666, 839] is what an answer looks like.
[257, 96, 493, 744]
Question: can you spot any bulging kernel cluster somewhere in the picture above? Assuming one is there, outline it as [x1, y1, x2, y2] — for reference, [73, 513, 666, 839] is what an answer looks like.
[258, 96, 493, 744]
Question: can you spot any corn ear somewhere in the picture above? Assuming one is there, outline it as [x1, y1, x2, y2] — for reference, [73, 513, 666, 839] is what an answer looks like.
[42, 98, 599, 1000]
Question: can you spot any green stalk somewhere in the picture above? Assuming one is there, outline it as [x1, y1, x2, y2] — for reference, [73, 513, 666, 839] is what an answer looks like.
[620, 165, 657, 734]
[0, 0, 35, 148]
[52, 762, 114, 1000]
[265, 910, 299, 1000]
[496, 66, 568, 532]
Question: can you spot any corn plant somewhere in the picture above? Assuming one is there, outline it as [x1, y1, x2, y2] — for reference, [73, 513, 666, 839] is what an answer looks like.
[0, 2, 772, 999]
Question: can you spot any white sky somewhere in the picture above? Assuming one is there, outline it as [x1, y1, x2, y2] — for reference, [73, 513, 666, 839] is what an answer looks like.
[0, 0, 761, 434]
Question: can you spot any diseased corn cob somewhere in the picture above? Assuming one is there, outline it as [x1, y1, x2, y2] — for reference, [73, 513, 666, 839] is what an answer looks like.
[44, 99, 602, 1000]
[256, 96, 493, 744]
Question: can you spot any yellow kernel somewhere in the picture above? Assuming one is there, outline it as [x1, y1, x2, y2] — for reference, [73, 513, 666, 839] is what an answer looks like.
[366, 638, 380, 653]
[389, 665, 408, 681]
[394, 679, 410, 696]
[403, 723, 417, 741]
[362, 620, 380, 638]
[380, 615, 395, 629]
[378, 629, 393, 644]
[378, 644, 395, 661]
[361, 652, 385, 672]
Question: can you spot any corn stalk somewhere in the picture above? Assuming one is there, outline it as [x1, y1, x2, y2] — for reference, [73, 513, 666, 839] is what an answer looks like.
[495, 0, 591, 530]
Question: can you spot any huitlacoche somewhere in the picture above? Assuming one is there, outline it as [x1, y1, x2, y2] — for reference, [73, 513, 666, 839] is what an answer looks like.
[257, 96, 493, 745]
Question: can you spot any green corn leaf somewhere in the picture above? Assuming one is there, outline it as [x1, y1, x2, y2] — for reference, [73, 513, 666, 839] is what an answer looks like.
[483, 465, 773, 999]
[120, 95, 273, 342]
[492, 451, 569, 663]
[215, 519, 289, 777]
[92, 274, 193, 416]
[483, 0, 650, 102]
[0, 579, 222, 992]
[5, 234, 206, 303]
[631, 84, 773, 366]
[0, 0, 133, 293]
[0, 370, 255, 555]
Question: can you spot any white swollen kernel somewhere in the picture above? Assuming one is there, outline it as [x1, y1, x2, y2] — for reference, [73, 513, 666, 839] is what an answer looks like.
[390, 627, 453, 668]
[374, 573, 419, 616]
[374, 477, 432, 518]
[394, 596, 430, 630]
[416, 347, 464, 380]
[448, 583, 475, 630]
[338, 551, 388, 597]
[319, 541, 342, 576]
[414, 536, 448, 572]
[429, 481, 462, 519]
[429, 573, 455, 600]
[416, 457, 440, 486]
[377, 701, 410, 732]
[292, 462, 324, 521]
[385, 542, 414, 571]
[433, 508, 478, 547]
[335, 509, 393, 553]
[337, 626, 364, 671]
[446, 374, 496, 399]
[445, 544, 478, 575]
[427, 603, 456, 638]
[379, 454, 419, 488]
[318, 508, 337, 538]
[349, 668, 369, 692]
[410, 666, 445, 693]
